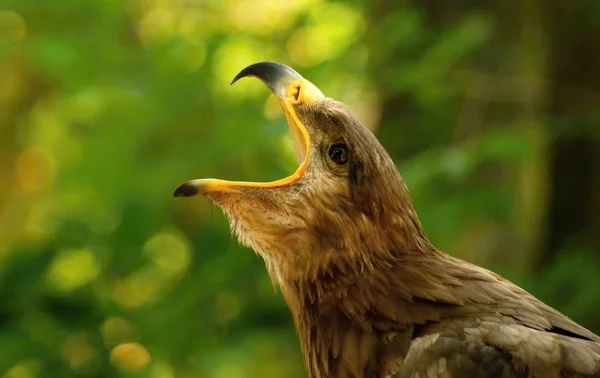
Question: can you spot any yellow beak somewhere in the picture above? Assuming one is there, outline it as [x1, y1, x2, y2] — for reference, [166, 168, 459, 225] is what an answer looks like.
[174, 62, 324, 197]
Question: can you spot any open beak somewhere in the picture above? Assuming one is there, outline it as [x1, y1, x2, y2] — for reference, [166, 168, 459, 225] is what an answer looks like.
[173, 62, 324, 197]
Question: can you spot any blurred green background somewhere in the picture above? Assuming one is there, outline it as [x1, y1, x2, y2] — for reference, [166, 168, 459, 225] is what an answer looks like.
[0, 0, 599, 377]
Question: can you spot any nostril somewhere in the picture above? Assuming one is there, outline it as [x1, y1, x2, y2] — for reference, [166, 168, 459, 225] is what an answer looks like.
[285, 81, 310, 104]
[286, 83, 301, 102]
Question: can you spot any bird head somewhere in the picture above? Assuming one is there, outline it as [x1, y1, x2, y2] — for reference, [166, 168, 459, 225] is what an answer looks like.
[174, 62, 431, 284]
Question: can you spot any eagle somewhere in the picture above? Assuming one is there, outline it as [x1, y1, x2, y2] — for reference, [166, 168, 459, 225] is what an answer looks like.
[174, 62, 600, 378]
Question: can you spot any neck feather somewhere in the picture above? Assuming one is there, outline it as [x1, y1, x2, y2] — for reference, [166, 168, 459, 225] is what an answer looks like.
[277, 248, 461, 378]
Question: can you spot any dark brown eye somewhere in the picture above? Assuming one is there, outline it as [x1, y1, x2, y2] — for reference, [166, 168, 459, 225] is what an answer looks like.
[328, 143, 348, 165]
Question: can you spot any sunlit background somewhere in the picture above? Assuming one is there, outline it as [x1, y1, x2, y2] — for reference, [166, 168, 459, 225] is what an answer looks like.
[0, 1, 599, 377]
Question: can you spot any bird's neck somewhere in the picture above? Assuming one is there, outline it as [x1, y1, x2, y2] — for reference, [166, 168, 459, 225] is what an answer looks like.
[278, 249, 461, 378]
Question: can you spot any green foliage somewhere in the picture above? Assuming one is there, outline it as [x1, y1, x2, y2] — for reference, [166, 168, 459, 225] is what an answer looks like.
[0, 0, 598, 377]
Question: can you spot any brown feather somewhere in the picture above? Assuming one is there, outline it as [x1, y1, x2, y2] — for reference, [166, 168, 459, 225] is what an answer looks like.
[205, 96, 600, 377]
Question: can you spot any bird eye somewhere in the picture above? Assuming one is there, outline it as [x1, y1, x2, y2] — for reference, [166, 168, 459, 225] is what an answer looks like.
[328, 143, 348, 165]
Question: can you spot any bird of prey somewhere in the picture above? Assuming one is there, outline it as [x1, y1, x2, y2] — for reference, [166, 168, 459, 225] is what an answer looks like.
[174, 62, 600, 378]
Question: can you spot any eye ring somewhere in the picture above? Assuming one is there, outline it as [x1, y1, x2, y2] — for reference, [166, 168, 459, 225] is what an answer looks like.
[328, 143, 348, 165]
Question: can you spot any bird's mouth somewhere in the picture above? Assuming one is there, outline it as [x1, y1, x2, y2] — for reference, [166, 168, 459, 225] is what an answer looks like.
[173, 62, 324, 197]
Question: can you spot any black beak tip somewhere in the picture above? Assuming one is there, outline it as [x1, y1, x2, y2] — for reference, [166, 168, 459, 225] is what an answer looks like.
[230, 61, 302, 87]
[173, 182, 198, 197]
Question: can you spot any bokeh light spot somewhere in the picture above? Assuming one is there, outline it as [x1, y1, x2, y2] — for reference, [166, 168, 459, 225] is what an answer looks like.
[27, 99, 82, 164]
[23, 201, 57, 242]
[144, 231, 191, 274]
[15, 147, 56, 192]
[138, 8, 176, 47]
[171, 39, 207, 73]
[148, 360, 175, 378]
[0, 10, 27, 45]
[85, 202, 122, 235]
[112, 270, 157, 308]
[3, 366, 33, 378]
[101, 317, 134, 347]
[287, 26, 333, 67]
[2, 359, 41, 378]
[46, 248, 100, 292]
[61, 333, 97, 372]
[287, 3, 363, 67]
[67, 88, 105, 123]
[110, 342, 151, 371]
[225, 0, 320, 35]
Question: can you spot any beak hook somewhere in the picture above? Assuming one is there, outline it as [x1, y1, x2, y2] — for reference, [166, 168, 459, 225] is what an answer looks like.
[230, 62, 304, 99]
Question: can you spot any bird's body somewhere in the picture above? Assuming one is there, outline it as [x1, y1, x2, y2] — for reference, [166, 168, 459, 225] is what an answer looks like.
[281, 251, 600, 377]
[174, 62, 600, 378]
